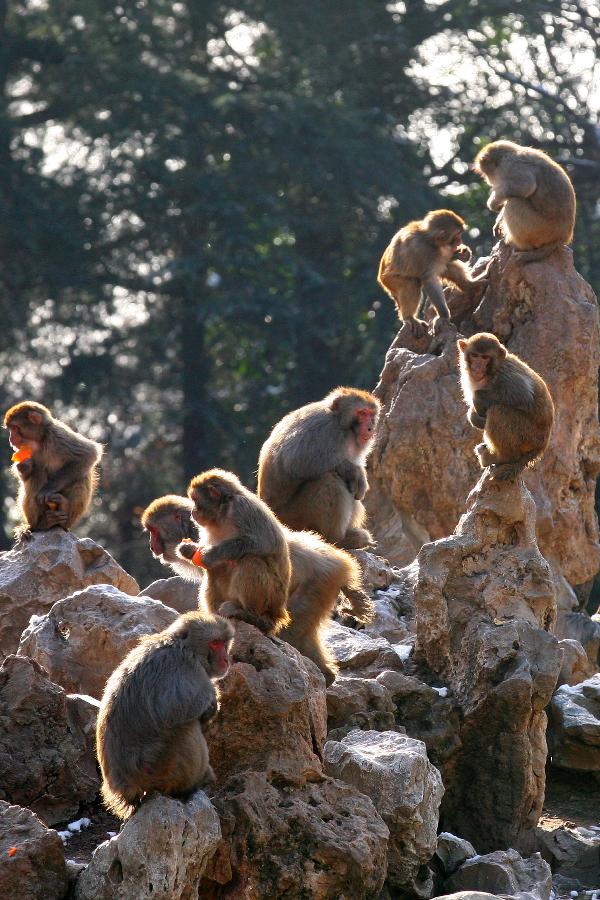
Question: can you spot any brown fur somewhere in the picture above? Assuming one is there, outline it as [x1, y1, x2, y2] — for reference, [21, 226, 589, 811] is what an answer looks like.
[458, 333, 554, 479]
[177, 469, 292, 635]
[377, 209, 488, 336]
[141, 495, 199, 579]
[4, 401, 102, 534]
[97, 611, 233, 819]
[257, 387, 381, 550]
[473, 140, 576, 262]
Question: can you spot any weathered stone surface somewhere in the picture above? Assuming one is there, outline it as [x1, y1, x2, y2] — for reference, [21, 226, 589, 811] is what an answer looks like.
[0, 801, 67, 900]
[323, 729, 442, 895]
[201, 771, 389, 899]
[362, 587, 416, 645]
[18, 585, 178, 698]
[0, 655, 99, 825]
[548, 674, 600, 772]
[435, 894, 502, 900]
[537, 824, 600, 889]
[557, 638, 592, 687]
[74, 791, 220, 900]
[554, 611, 600, 676]
[205, 623, 327, 786]
[409, 474, 561, 853]
[444, 849, 552, 900]
[326, 676, 397, 741]
[434, 832, 476, 878]
[139, 575, 199, 614]
[325, 621, 403, 677]
[349, 549, 396, 593]
[367, 243, 600, 590]
[0, 530, 138, 658]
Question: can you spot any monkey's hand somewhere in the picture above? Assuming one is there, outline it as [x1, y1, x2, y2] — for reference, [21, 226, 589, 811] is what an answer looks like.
[199, 698, 218, 727]
[16, 459, 34, 479]
[467, 407, 486, 430]
[453, 244, 472, 263]
[336, 461, 368, 500]
[493, 209, 505, 238]
[487, 191, 505, 213]
[176, 540, 201, 561]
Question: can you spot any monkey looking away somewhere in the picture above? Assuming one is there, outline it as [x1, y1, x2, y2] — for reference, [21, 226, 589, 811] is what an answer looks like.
[97, 611, 233, 819]
[458, 332, 554, 480]
[143, 492, 365, 684]
[377, 209, 489, 337]
[473, 140, 576, 264]
[4, 401, 102, 535]
[257, 387, 381, 550]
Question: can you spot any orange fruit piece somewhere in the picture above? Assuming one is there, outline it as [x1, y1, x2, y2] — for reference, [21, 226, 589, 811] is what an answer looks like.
[46, 501, 58, 511]
[192, 549, 206, 568]
[7, 847, 17, 857]
[11, 447, 32, 463]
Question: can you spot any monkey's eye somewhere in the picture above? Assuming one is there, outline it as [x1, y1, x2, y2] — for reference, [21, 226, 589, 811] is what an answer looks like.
[208, 639, 225, 651]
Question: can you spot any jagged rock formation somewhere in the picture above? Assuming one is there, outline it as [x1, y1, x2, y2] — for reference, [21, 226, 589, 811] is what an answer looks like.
[548, 674, 600, 773]
[139, 575, 199, 613]
[0, 801, 67, 900]
[0, 531, 138, 657]
[367, 243, 600, 596]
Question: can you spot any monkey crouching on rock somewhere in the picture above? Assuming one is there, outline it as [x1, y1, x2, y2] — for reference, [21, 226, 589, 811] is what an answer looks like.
[4, 400, 102, 536]
[458, 332, 554, 480]
[97, 611, 233, 819]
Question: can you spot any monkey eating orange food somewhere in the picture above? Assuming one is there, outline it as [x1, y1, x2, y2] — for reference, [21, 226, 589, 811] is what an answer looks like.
[11, 447, 32, 463]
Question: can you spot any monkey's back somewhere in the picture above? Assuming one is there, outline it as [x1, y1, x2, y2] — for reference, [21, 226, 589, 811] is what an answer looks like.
[504, 150, 576, 247]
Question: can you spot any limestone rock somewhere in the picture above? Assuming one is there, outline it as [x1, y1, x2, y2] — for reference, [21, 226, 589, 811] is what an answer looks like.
[18, 585, 178, 698]
[444, 849, 552, 900]
[74, 791, 220, 900]
[435, 894, 503, 900]
[201, 771, 389, 899]
[349, 549, 396, 593]
[0, 530, 138, 657]
[557, 639, 592, 687]
[326, 675, 397, 741]
[434, 832, 476, 878]
[205, 623, 327, 786]
[537, 824, 600, 889]
[325, 621, 403, 677]
[548, 674, 600, 772]
[554, 612, 600, 676]
[409, 474, 561, 852]
[0, 801, 67, 900]
[0, 655, 99, 825]
[323, 729, 443, 895]
[139, 575, 199, 614]
[367, 243, 600, 591]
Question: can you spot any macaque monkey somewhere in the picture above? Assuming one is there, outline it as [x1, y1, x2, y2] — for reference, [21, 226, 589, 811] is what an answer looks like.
[3, 401, 103, 534]
[257, 387, 381, 551]
[176, 469, 292, 635]
[473, 140, 576, 263]
[458, 333, 554, 480]
[144, 493, 366, 684]
[377, 210, 489, 337]
[97, 611, 233, 819]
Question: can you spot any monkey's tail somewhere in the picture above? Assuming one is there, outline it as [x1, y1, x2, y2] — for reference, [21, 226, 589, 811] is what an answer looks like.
[490, 450, 541, 481]
[101, 780, 139, 820]
[511, 242, 562, 265]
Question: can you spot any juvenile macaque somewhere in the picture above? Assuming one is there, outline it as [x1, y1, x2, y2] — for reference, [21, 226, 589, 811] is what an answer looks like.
[257, 387, 381, 550]
[97, 611, 233, 819]
[146, 493, 364, 684]
[473, 140, 576, 263]
[458, 333, 554, 480]
[377, 210, 489, 336]
[176, 469, 292, 635]
[3, 401, 102, 534]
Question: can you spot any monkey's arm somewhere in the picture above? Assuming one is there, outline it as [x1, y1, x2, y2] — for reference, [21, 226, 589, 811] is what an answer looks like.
[37, 453, 97, 500]
[467, 408, 486, 429]
[153, 668, 216, 729]
[335, 460, 368, 500]
[489, 168, 536, 209]
[444, 260, 488, 291]
[202, 537, 266, 567]
[421, 276, 450, 320]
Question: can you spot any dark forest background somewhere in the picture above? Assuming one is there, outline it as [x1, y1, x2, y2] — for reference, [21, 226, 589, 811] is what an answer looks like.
[1, 0, 599, 587]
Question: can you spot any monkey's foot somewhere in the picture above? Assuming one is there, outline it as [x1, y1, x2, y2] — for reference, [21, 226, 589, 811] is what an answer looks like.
[511, 243, 561, 265]
[489, 461, 525, 481]
[403, 317, 429, 338]
[430, 316, 456, 337]
[475, 443, 494, 467]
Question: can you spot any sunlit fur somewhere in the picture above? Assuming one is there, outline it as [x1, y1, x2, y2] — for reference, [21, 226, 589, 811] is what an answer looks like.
[458, 333, 554, 479]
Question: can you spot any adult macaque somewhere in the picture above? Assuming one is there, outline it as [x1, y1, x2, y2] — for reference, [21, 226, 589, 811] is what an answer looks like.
[377, 210, 489, 337]
[146, 493, 364, 684]
[473, 140, 576, 263]
[458, 332, 554, 480]
[176, 469, 292, 635]
[4, 401, 102, 534]
[257, 387, 381, 550]
[97, 611, 233, 819]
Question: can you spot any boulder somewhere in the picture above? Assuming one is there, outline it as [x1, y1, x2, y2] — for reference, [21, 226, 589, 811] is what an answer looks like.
[323, 729, 443, 896]
[444, 849, 552, 900]
[554, 611, 600, 675]
[201, 771, 389, 899]
[325, 621, 403, 677]
[205, 622, 327, 786]
[0, 530, 138, 657]
[556, 639, 592, 687]
[74, 791, 220, 900]
[548, 674, 600, 772]
[537, 824, 600, 889]
[326, 676, 397, 741]
[433, 832, 476, 878]
[139, 575, 199, 614]
[0, 801, 67, 900]
[367, 243, 600, 592]
[0, 655, 99, 825]
[410, 473, 561, 852]
[18, 585, 178, 698]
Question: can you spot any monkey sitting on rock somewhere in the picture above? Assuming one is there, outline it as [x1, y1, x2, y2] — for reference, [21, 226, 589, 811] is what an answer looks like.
[97, 611, 233, 819]
[458, 332, 554, 480]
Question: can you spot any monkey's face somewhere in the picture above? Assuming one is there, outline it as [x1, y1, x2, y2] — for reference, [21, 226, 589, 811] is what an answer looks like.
[352, 405, 378, 448]
[5, 414, 42, 455]
[190, 483, 229, 527]
[467, 352, 492, 383]
[207, 637, 232, 679]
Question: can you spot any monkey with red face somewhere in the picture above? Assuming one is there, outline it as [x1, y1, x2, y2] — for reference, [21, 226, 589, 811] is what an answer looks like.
[257, 387, 381, 550]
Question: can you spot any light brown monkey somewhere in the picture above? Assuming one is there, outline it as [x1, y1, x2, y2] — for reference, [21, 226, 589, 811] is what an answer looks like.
[145, 493, 365, 684]
[176, 469, 292, 635]
[257, 387, 381, 550]
[458, 333, 554, 480]
[377, 210, 489, 337]
[4, 401, 102, 535]
[97, 611, 233, 819]
[473, 140, 576, 263]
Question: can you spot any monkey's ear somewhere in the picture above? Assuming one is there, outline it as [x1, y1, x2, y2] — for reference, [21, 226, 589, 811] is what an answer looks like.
[330, 397, 341, 412]
[28, 411, 43, 425]
[498, 345, 507, 359]
[207, 484, 222, 501]
[173, 622, 190, 640]
[457, 339, 467, 352]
